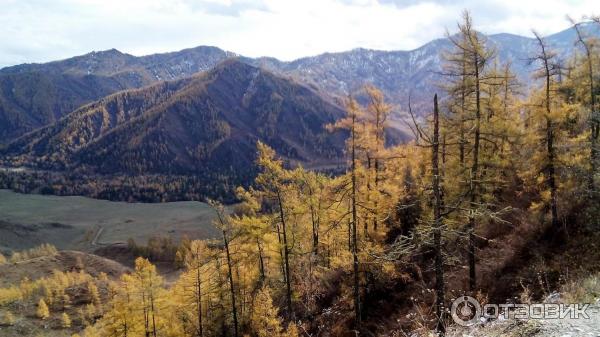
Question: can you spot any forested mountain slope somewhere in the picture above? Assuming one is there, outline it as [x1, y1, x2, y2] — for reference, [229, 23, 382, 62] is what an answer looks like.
[3, 60, 348, 185]
[0, 47, 235, 143]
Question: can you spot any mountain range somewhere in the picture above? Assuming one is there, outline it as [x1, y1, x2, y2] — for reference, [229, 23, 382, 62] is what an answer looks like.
[2, 23, 598, 146]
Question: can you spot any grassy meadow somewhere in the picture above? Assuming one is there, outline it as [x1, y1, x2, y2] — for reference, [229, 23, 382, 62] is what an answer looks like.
[0, 190, 220, 253]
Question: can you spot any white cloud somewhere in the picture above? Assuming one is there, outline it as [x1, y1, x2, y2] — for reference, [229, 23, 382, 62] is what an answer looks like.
[0, 0, 598, 67]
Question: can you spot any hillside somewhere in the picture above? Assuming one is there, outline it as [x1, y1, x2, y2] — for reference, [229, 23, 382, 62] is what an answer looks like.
[2, 60, 349, 195]
[0, 250, 129, 287]
[0, 47, 236, 144]
[0, 249, 129, 337]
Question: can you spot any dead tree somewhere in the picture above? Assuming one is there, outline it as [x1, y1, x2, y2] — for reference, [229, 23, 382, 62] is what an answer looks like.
[432, 94, 446, 335]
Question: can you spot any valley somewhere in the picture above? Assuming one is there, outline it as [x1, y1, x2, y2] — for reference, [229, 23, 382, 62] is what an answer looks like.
[0, 189, 220, 253]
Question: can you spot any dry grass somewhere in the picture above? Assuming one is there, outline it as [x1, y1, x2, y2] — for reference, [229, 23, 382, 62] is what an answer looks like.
[0, 189, 221, 253]
[561, 272, 600, 304]
[446, 320, 541, 337]
[0, 251, 128, 287]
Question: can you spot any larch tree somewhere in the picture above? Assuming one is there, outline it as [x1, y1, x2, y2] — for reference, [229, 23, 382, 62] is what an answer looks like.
[184, 240, 210, 337]
[132, 257, 164, 337]
[62, 312, 72, 328]
[531, 30, 563, 233]
[363, 85, 392, 235]
[255, 141, 295, 319]
[210, 200, 240, 337]
[445, 10, 496, 291]
[37, 298, 50, 320]
[569, 17, 599, 194]
[327, 97, 364, 329]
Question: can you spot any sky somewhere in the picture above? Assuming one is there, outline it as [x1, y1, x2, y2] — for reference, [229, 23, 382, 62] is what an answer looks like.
[0, 0, 598, 68]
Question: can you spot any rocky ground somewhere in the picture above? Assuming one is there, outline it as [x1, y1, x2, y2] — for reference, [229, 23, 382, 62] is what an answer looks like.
[447, 304, 600, 337]
[537, 305, 600, 337]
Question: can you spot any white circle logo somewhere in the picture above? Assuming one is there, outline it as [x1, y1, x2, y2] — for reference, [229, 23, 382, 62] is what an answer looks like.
[451, 296, 482, 326]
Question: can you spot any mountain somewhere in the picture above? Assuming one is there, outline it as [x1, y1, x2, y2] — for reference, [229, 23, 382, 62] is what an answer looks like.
[1, 24, 598, 145]
[0, 47, 236, 144]
[258, 23, 600, 114]
[4, 60, 348, 186]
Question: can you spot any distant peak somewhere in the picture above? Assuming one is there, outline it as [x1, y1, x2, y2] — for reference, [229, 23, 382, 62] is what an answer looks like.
[214, 57, 257, 70]
[85, 48, 125, 58]
[490, 32, 527, 38]
[98, 48, 124, 55]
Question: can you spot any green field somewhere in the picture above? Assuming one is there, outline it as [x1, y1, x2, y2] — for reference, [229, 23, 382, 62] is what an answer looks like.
[0, 189, 220, 252]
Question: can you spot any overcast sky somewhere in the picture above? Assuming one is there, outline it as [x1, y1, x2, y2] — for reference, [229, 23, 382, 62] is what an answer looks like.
[1, 0, 598, 68]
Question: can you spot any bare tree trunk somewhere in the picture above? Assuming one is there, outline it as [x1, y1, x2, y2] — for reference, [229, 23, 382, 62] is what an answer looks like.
[124, 287, 130, 337]
[256, 238, 265, 283]
[432, 95, 446, 335]
[468, 50, 481, 292]
[310, 203, 319, 255]
[365, 155, 372, 236]
[547, 113, 559, 230]
[222, 229, 239, 337]
[351, 112, 361, 330]
[142, 292, 150, 337]
[150, 293, 157, 337]
[459, 52, 467, 167]
[195, 253, 203, 337]
[276, 223, 286, 284]
[215, 258, 228, 337]
[277, 190, 293, 318]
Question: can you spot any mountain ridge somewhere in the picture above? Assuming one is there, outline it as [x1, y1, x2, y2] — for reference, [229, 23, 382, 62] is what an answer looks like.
[3, 60, 349, 189]
[0, 23, 598, 145]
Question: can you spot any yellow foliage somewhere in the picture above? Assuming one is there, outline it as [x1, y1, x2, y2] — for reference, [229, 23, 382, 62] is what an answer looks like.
[0, 286, 22, 305]
[251, 286, 285, 337]
[2, 311, 15, 326]
[62, 312, 72, 328]
[9, 243, 58, 263]
[87, 281, 100, 305]
[37, 298, 50, 320]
